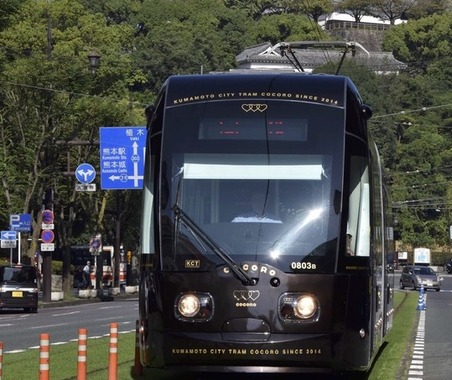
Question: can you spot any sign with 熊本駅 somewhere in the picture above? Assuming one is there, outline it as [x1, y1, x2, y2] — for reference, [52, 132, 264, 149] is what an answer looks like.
[100, 126, 147, 190]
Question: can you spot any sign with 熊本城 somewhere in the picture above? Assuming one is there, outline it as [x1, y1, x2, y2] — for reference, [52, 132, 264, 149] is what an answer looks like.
[100, 126, 147, 190]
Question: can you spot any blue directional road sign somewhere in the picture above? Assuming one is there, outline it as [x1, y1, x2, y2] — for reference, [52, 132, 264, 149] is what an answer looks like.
[10, 213, 32, 232]
[1, 231, 17, 240]
[75, 163, 96, 184]
[100, 126, 147, 190]
[1, 230, 17, 248]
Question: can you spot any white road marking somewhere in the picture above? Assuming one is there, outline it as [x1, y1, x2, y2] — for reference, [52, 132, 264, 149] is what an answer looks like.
[407, 303, 426, 380]
[29, 323, 70, 329]
[52, 311, 80, 317]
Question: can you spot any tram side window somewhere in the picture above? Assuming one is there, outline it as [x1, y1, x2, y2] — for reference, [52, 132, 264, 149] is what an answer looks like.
[347, 155, 370, 257]
[345, 90, 371, 257]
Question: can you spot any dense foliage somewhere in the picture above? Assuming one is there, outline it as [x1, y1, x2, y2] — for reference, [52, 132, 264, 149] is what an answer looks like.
[0, 0, 451, 273]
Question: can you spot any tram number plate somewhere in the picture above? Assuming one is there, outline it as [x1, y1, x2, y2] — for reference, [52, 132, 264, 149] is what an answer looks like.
[12, 291, 23, 297]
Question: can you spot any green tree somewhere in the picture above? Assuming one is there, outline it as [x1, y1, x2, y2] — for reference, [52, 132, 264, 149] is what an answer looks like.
[133, 0, 252, 91]
[391, 118, 448, 247]
[254, 12, 327, 44]
[79, 0, 142, 24]
[377, 72, 452, 247]
[223, 0, 286, 20]
[382, 12, 452, 73]
[406, 0, 450, 19]
[335, 0, 374, 22]
[283, 0, 334, 23]
[0, 0, 141, 292]
[0, 0, 26, 31]
[371, 0, 417, 25]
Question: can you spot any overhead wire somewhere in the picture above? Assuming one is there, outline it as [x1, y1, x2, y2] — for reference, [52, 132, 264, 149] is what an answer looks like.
[373, 103, 452, 119]
[3, 81, 149, 108]
[304, 0, 335, 66]
[3, 3, 451, 116]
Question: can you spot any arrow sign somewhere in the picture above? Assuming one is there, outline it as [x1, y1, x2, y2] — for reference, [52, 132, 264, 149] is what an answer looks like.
[108, 174, 129, 182]
[75, 163, 96, 184]
[100, 126, 146, 190]
[1, 230, 17, 248]
[1, 231, 17, 240]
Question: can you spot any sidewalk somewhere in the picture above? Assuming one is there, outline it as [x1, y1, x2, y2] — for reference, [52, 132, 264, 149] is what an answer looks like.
[39, 287, 138, 309]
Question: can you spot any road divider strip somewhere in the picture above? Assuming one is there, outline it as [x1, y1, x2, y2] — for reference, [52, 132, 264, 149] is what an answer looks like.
[0, 322, 139, 380]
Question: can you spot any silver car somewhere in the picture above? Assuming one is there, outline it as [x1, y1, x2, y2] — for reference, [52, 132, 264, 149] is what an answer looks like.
[399, 265, 441, 292]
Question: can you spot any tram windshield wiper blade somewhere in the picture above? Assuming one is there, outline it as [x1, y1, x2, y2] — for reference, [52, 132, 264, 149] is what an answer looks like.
[173, 205, 255, 285]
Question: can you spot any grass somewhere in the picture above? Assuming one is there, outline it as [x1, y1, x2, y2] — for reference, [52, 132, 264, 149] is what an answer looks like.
[2, 291, 419, 379]
[2, 332, 138, 380]
[368, 290, 419, 380]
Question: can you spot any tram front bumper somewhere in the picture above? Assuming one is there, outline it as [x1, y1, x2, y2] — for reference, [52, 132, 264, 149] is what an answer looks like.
[152, 331, 335, 372]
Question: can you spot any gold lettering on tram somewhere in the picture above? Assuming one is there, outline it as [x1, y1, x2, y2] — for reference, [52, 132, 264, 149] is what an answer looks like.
[223, 263, 277, 277]
[171, 347, 323, 356]
[171, 92, 339, 106]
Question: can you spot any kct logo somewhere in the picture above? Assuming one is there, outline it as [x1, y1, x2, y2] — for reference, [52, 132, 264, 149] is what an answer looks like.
[233, 290, 260, 301]
[184, 260, 201, 269]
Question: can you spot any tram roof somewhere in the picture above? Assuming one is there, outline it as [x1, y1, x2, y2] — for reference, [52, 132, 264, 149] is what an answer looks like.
[164, 71, 358, 87]
[163, 73, 363, 109]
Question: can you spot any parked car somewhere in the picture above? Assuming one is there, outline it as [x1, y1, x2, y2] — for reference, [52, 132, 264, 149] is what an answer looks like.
[399, 265, 441, 292]
[444, 260, 452, 274]
[0, 265, 38, 313]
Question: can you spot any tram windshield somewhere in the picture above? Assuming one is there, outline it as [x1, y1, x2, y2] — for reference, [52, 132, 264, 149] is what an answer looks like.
[159, 100, 345, 273]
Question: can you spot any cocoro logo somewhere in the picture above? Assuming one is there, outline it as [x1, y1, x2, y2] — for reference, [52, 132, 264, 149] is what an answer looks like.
[233, 290, 260, 301]
[241, 104, 268, 113]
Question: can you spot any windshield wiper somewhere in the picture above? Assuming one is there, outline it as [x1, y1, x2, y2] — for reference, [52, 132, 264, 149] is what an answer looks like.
[173, 204, 255, 285]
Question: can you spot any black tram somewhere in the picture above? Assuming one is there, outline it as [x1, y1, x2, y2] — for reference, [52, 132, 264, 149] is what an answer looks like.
[139, 72, 394, 374]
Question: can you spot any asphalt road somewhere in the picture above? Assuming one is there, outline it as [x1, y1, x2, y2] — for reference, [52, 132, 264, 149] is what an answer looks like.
[418, 273, 452, 380]
[393, 270, 452, 380]
[0, 296, 138, 353]
[2, 274, 452, 379]
[423, 288, 452, 379]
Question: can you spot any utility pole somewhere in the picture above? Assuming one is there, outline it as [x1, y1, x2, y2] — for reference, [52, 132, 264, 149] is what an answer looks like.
[41, 10, 53, 303]
[41, 190, 53, 303]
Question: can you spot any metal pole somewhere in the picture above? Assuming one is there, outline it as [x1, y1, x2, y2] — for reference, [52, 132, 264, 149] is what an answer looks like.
[17, 232, 21, 264]
[42, 252, 52, 302]
[114, 192, 120, 288]
[96, 254, 102, 296]
[449, 225, 451, 254]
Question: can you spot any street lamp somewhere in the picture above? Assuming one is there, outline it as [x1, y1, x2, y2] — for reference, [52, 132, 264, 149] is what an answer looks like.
[88, 50, 101, 74]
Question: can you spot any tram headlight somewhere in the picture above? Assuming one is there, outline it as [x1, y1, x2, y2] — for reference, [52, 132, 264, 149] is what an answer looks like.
[175, 292, 214, 322]
[279, 293, 319, 322]
[178, 294, 200, 317]
[294, 295, 317, 319]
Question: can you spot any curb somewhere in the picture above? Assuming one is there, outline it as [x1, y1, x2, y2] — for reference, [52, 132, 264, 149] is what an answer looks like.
[39, 292, 138, 309]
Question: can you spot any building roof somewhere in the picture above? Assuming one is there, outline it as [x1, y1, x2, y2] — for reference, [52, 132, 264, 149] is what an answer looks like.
[235, 41, 406, 74]
[318, 12, 406, 26]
